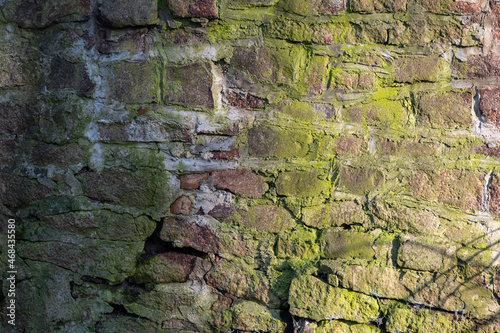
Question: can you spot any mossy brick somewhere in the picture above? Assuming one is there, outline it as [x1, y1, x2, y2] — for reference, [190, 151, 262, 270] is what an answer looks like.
[247, 125, 312, 158]
[2, 0, 90, 28]
[386, 307, 472, 333]
[97, 28, 149, 54]
[350, 0, 407, 12]
[488, 172, 500, 216]
[95, 317, 158, 333]
[315, 320, 381, 332]
[134, 253, 197, 284]
[394, 57, 444, 83]
[303, 56, 330, 94]
[123, 282, 217, 329]
[47, 57, 94, 97]
[276, 169, 331, 197]
[166, 0, 218, 18]
[417, 92, 471, 129]
[97, 119, 191, 142]
[230, 47, 275, 82]
[397, 238, 457, 273]
[364, 99, 408, 129]
[212, 168, 268, 198]
[458, 282, 500, 320]
[164, 62, 214, 109]
[279, 101, 322, 122]
[0, 104, 39, 139]
[112, 61, 160, 103]
[415, 0, 481, 14]
[281, 0, 346, 16]
[227, 0, 279, 8]
[27, 211, 155, 242]
[479, 87, 500, 127]
[207, 259, 279, 307]
[339, 166, 385, 195]
[17, 239, 144, 284]
[302, 201, 368, 229]
[96, 0, 158, 28]
[0, 172, 54, 209]
[333, 136, 366, 155]
[76, 168, 172, 210]
[229, 205, 296, 233]
[275, 226, 320, 259]
[410, 170, 483, 212]
[31, 143, 84, 168]
[456, 247, 494, 268]
[160, 217, 220, 254]
[368, 199, 440, 234]
[320, 229, 376, 260]
[289, 275, 379, 323]
[229, 301, 286, 332]
[320, 261, 409, 300]
[0, 53, 40, 89]
[454, 55, 500, 78]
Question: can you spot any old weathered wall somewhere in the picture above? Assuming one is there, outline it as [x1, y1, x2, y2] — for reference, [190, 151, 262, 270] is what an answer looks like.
[2, 0, 500, 331]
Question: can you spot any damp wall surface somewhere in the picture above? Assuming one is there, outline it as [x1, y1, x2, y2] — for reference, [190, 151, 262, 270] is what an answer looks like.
[2, 0, 500, 332]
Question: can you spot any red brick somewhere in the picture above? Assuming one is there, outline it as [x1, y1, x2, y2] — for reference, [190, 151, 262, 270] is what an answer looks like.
[166, 0, 218, 18]
[170, 195, 192, 215]
[179, 173, 209, 189]
[212, 169, 268, 198]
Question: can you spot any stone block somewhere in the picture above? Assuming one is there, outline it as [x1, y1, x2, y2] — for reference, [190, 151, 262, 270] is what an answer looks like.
[0, 172, 53, 208]
[338, 166, 385, 195]
[350, 0, 407, 12]
[276, 169, 330, 197]
[170, 195, 192, 215]
[134, 253, 197, 284]
[97, 28, 148, 54]
[180, 173, 209, 189]
[229, 205, 296, 233]
[488, 172, 500, 216]
[415, 0, 481, 14]
[97, 120, 191, 142]
[282, 0, 346, 16]
[410, 170, 483, 212]
[31, 143, 85, 168]
[167, 0, 218, 18]
[207, 260, 279, 306]
[112, 61, 160, 103]
[160, 217, 220, 254]
[397, 238, 457, 273]
[394, 57, 444, 83]
[302, 201, 368, 229]
[386, 308, 472, 333]
[225, 91, 264, 109]
[97, 0, 158, 28]
[479, 88, 500, 127]
[3, 0, 90, 28]
[76, 168, 171, 210]
[229, 301, 285, 332]
[320, 229, 376, 260]
[333, 136, 366, 155]
[417, 92, 471, 129]
[247, 125, 312, 158]
[164, 62, 214, 109]
[212, 168, 268, 198]
[289, 275, 379, 323]
[454, 55, 500, 78]
[47, 57, 94, 97]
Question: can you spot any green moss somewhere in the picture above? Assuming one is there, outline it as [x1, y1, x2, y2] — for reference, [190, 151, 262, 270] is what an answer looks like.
[280, 101, 319, 121]
[386, 307, 472, 333]
[247, 124, 313, 158]
[319, 228, 376, 260]
[276, 226, 320, 259]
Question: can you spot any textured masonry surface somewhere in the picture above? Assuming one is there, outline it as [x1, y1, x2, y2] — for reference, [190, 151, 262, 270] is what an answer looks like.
[2, 0, 500, 332]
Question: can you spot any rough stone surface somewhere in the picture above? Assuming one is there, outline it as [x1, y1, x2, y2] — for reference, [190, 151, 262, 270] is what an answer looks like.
[7, 0, 500, 331]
